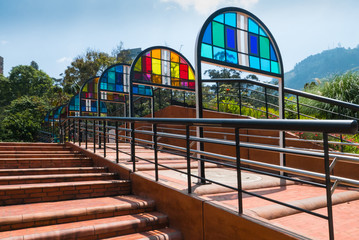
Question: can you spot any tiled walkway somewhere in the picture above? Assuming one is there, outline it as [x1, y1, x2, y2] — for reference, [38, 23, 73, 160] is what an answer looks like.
[77, 142, 359, 240]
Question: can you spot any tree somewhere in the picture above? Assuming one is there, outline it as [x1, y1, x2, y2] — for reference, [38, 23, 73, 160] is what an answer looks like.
[30, 61, 39, 70]
[8, 65, 53, 99]
[0, 75, 12, 107]
[0, 96, 47, 142]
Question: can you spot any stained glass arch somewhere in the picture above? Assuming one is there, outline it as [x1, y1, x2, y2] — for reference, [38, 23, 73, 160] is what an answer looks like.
[79, 76, 107, 116]
[196, 7, 283, 77]
[68, 93, 80, 116]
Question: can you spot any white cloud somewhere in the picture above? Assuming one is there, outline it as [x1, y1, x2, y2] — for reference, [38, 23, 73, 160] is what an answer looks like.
[1, 40, 8, 45]
[160, 0, 259, 15]
[56, 57, 72, 63]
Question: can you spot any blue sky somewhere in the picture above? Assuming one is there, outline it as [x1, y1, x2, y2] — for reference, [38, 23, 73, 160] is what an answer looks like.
[0, 0, 358, 78]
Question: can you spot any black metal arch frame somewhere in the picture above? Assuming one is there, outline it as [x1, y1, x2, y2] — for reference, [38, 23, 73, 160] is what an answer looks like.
[79, 76, 108, 116]
[194, 6, 285, 119]
[129, 46, 196, 117]
[97, 63, 154, 117]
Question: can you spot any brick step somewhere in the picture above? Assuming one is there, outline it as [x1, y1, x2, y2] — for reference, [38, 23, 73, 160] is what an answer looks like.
[0, 167, 108, 176]
[0, 143, 61, 146]
[0, 173, 118, 185]
[0, 146, 71, 152]
[0, 180, 131, 206]
[103, 228, 182, 240]
[0, 195, 155, 231]
[0, 158, 93, 169]
[0, 150, 81, 155]
[0, 153, 85, 159]
[0, 212, 168, 240]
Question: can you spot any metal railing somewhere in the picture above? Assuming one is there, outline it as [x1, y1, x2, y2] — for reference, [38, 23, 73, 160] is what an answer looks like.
[58, 116, 358, 240]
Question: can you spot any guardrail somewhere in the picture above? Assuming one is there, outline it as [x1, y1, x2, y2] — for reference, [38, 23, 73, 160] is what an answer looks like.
[59, 116, 358, 240]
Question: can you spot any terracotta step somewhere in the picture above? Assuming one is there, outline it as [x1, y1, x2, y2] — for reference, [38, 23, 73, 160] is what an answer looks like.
[0, 146, 71, 152]
[0, 212, 168, 240]
[0, 167, 108, 176]
[0, 195, 155, 231]
[0, 153, 85, 159]
[0, 158, 93, 169]
[0, 180, 131, 206]
[0, 173, 118, 185]
[0, 150, 80, 154]
[0, 143, 61, 146]
[103, 228, 182, 240]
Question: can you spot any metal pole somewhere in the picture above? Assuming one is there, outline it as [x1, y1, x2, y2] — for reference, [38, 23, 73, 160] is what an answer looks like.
[154, 124, 159, 181]
[235, 127, 243, 214]
[296, 95, 300, 119]
[85, 120, 88, 149]
[131, 122, 136, 172]
[217, 82, 220, 112]
[93, 120, 96, 153]
[98, 121, 102, 149]
[103, 120, 106, 158]
[323, 133, 334, 240]
[264, 87, 269, 119]
[186, 125, 192, 194]
[115, 121, 119, 163]
[238, 83, 242, 115]
[52, 118, 55, 143]
[78, 119, 81, 146]
[73, 119, 76, 144]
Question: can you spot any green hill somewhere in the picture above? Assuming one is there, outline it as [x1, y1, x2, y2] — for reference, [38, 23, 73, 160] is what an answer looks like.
[284, 46, 359, 90]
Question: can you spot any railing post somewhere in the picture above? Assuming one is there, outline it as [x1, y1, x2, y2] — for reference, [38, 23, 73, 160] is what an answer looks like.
[98, 121, 102, 149]
[67, 120, 70, 143]
[78, 119, 81, 146]
[238, 83, 242, 115]
[52, 118, 55, 143]
[131, 122, 136, 172]
[93, 120, 96, 153]
[217, 82, 220, 112]
[235, 127, 243, 214]
[264, 87, 269, 119]
[186, 125, 192, 194]
[154, 124, 159, 181]
[323, 133, 334, 240]
[115, 121, 119, 164]
[73, 119, 76, 144]
[296, 95, 300, 119]
[85, 120, 88, 149]
[103, 120, 106, 158]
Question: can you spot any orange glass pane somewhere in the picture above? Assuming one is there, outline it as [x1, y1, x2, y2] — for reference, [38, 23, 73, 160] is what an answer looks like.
[153, 75, 162, 84]
[152, 49, 161, 59]
[171, 78, 180, 86]
[171, 52, 180, 62]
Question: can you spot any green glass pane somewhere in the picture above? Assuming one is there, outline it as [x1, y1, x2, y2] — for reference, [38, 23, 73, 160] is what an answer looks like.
[259, 37, 270, 59]
[134, 57, 142, 72]
[271, 61, 280, 74]
[212, 21, 225, 48]
[201, 43, 213, 59]
[108, 72, 115, 83]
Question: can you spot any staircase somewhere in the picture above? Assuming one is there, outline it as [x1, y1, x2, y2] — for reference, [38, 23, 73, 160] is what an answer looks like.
[0, 142, 181, 240]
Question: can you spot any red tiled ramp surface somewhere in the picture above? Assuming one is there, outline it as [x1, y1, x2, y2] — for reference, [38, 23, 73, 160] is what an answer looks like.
[0, 142, 181, 240]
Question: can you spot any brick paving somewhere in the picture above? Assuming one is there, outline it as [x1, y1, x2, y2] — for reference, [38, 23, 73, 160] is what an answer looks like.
[76, 142, 359, 240]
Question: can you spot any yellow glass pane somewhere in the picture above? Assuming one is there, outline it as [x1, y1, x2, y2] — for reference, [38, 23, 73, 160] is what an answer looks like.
[152, 49, 161, 59]
[153, 75, 162, 84]
[152, 58, 161, 75]
[188, 69, 195, 80]
[171, 52, 179, 62]
[83, 84, 88, 92]
[134, 57, 142, 72]
[171, 62, 179, 78]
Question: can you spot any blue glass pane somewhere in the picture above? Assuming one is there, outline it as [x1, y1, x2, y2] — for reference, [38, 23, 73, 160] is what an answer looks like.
[214, 14, 224, 23]
[145, 87, 151, 95]
[115, 65, 123, 72]
[271, 61, 280, 74]
[259, 28, 267, 37]
[226, 50, 238, 64]
[202, 23, 212, 44]
[201, 43, 213, 59]
[225, 13, 236, 27]
[260, 59, 270, 72]
[108, 72, 115, 83]
[270, 44, 277, 61]
[81, 107, 86, 111]
[226, 27, 235, 49]
[249, 35, 258, 55]
[249, 56, 260, 69]
[248, 18, 259, 34]
[133, 86, 138, 94]
[213, 47, 225, 61]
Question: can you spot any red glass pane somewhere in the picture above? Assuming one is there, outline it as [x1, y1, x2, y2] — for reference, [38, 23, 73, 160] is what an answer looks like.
[189, 81, 195, 89]
[142, 56, 152, 73]
[180, 64, 188, 79]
